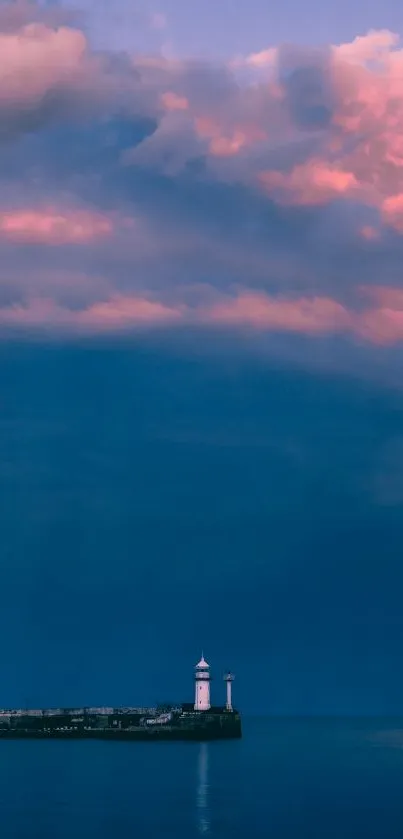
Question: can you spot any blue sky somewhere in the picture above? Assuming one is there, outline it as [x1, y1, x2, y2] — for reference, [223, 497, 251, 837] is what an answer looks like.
[3, 340, 403, 714]
[63, 0, 403, 58]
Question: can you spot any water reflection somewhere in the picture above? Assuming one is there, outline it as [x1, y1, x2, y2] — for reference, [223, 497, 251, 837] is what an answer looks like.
[196, 742, 210, 834]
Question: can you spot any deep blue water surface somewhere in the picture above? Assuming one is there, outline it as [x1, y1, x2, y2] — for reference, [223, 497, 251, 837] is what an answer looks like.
[2, 718, 403, 838]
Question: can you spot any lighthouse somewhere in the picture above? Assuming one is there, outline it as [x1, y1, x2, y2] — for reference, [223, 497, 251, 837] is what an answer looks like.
[194, 654, 211, 711]
[224, 672, 234, 711]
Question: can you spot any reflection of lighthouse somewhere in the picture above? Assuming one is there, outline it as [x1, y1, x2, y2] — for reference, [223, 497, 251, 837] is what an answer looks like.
[194, 655, 211, 711]
[224, 672, 234, 711]
[196, 742, 210, 834]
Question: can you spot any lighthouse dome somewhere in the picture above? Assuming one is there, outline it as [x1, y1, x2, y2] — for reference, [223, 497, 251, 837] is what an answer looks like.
[195, 655, 209, 669]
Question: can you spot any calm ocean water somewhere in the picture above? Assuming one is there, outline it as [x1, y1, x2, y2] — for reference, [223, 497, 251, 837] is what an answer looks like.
[1, 717, 403, 838]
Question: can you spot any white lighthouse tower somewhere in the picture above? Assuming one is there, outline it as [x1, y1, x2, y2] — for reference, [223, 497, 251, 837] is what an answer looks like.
[194, 654, 211, 711]
[224, 672, 234, 711]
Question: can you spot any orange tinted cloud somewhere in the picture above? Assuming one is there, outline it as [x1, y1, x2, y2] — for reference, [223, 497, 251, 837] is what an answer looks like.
[0, 209, 113, 244]
[259, 161, 358, 205]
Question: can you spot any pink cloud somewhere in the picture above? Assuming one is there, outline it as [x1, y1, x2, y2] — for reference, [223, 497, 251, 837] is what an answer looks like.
[245, 47, 278, 69]
[360, 225, 380, 240]
[332, 29, 399, 65]
[327, 32, 403, 213]
[358, 308, 403, 344]
[360, 285, 403, 309]
[229, 29, 403, 203]
[141, 29, 403, 222]
[4, 17, 403, 359]
[78, 295, 183, 329]
[0, 209, 113, 245]
[206, 292, 352, 334]
[0, 15, 145, 138]
[381, 194, 403, 233]
[137, 31, 403, 199]
[3, 16, 403, 219]
[231, 46, 278, 69]
[208, 131, 256, 158]
[189, 29, 403, 226]
[160, 91, 189, 111]
[0, 295, 183, 332]
[0, 23, 87, 107]
[194, 117, 266, 157]
[259, 161, 358, 205]
[4, 287, 403, 347]
[206, 289, 403, 346]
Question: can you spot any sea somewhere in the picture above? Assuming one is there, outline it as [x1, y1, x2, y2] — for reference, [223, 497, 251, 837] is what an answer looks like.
[1, 717, 403, 838]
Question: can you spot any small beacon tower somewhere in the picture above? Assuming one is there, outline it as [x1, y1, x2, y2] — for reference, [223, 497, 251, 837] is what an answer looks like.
[224, 672, 234, 711]
[194, 655, 211, 711]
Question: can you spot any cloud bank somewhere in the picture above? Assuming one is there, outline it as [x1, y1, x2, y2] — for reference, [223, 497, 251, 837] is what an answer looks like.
[1, 3, 403, 358]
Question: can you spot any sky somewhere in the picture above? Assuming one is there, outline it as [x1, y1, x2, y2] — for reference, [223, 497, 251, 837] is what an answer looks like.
[2, 0, 403, 714]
